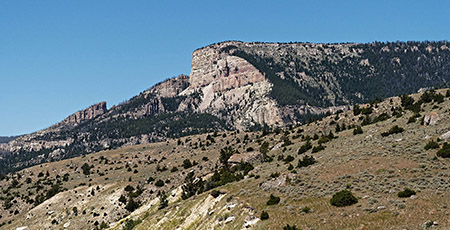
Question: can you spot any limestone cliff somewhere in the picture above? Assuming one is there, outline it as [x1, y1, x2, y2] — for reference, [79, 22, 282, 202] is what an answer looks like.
[60, 101, 107, 127]
[181, 42, 283, 129]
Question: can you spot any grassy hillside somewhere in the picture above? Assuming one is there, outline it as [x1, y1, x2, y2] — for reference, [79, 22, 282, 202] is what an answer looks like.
[1, 88, 450, 230]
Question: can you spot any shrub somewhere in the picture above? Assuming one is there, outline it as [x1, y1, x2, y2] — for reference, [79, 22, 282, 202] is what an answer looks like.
[156, 164, 167, 172]
[376, 112, 390, 121]
[260, 141, 271, 162]
[147, 177, 155, 183]
[155, 179, 164, 187]
[123, 218, 142, 230]
[260, 211, 269, 220]
[62, 173, 69, 182]
[124, 185, 134, 192]
[72, 206, 78, 215]
[118, 195, 127, 204]
[437, 143, 450, 158]
[281, 134, 292, 147]
[233, 162, 254, 175]
[298, 141, 312, 154]
[330, 190, 358, 207]
[170, 167, 179, 172]
[361, 106, 373, 115]
[353, 105, 361, 115]
[181, 171, 205, 200]
[283, 224, 298, 230]
[210, 190, 223, 198]
[297, 155, 316, 168]
[283, 155, 295, 164]
[99, 221, 108, 229]
[400, 94, 415, 108]
[287, 164, 294, 170]
[398, 188, 416, 198]
[407, 116, 416, 124]
[317, 136, 330, 145]
[45, 184, 61, 199]
[266, 194, 280, 205]
[81, 163, 92, 175]
[125, 197, 139, 212]
[219, 147, 234, 167]
[311, 144, 325, 153]
[301, 206, 311, 213]
[361, 115, 372, 126]
[158, 191, 168, 210]
[270, 172, 280, 178]
[424, 140, 439, 150]
[353, 126, 363, 135]
[381, 125, 404, 137]
[182, 159, 193, 169]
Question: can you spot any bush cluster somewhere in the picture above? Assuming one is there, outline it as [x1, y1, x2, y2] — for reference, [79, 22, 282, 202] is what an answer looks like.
[330, 190, 358, 207]
[437, 143, 450, 158]
[297, 155, 316, 168]
[266, 194, 280, 205]
[397, 188, 416, 198]
[381, 125, 404, 137]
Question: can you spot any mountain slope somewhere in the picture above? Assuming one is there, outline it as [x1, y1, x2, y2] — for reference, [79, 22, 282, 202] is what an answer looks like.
[1, 88, 450, 229]
[0, 136, 18, 144]
[1, 41, 450, 174]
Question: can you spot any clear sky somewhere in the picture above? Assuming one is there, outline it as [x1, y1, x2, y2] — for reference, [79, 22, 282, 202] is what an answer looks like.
[1, 0, 449, 136]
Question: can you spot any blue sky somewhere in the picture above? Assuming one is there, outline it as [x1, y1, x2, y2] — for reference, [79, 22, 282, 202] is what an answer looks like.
[1, 0, 449, 136]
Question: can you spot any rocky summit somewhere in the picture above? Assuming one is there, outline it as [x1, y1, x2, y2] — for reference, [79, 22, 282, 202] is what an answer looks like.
[1, 40, 450, 174]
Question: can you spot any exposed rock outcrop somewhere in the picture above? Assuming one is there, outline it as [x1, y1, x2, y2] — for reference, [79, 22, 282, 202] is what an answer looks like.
[147, 74, 189, 98]
[60, 102, 107, 127]
[188, 44, 266, 92]
[424, 112, 439, 126]
[182, 42, 283, 128]
[228, 151, 262, 165]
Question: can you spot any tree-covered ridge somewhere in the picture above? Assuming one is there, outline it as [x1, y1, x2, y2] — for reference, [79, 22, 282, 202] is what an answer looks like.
[0, 111, 229, 173]
[223, 41, 450, 107]
[0, 136, 18, 144]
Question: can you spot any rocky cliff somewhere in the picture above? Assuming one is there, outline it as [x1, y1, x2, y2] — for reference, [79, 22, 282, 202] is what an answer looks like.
[182, 42, 282, 128]
[59, 101, 107, 127]
[1, 40, 450, 173]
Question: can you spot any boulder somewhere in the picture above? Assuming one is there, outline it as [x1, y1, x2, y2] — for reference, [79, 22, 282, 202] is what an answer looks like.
[228, 151, 262, 165]
[440, 131, 450, 141]
[423, 112, 439, 126]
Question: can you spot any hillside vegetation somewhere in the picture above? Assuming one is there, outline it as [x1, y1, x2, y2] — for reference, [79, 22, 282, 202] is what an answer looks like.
[1, 88, 450, 229]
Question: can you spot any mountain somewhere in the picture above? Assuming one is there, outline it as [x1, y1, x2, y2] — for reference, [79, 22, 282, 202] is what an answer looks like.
[0, 136, 18, 144]
[1, 40, 450, 173]
[1, 88, 450, 229]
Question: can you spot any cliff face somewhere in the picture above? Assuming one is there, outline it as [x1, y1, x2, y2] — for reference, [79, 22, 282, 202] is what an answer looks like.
[180, 41, 362, 128]
[148, 74, 189, 98]
[188, 44, 266, 91]
[60, 102, 107, 127]
[182, 42, 282, 128]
